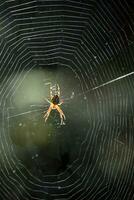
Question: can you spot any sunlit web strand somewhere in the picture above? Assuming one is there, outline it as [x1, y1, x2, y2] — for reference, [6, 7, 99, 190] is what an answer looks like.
[62, 71, 134, 102]
[78, 71, 134, 96]
[7, 108, 44, 119]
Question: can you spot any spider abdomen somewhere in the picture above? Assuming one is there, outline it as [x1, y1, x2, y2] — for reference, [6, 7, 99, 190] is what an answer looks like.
[51, 95, 60, 105]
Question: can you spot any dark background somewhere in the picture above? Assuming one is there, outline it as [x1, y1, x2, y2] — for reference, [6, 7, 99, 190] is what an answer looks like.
[0, 0, 134, 200]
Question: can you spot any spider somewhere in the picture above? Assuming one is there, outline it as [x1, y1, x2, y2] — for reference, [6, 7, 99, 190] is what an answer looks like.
[43, 84, 66, 125]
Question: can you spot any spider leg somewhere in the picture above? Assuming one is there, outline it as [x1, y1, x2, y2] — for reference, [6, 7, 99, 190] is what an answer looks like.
[58, 99, 64, 106]
[55, 105, 66, 125]
[43, 104, 52, 122]
[45, 98, 51, 104]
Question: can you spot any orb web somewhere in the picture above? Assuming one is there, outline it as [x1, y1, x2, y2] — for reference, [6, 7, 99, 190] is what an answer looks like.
[0, 0, 134, 200]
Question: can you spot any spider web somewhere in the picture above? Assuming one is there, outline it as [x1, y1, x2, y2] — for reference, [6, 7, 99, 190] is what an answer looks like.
[0, 0, 134, 200]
